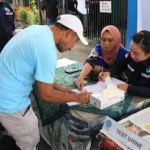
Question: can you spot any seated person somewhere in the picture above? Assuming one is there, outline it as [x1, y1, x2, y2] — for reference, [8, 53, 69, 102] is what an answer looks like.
[99, 30, 150, 98]
[67, 0, 84, 25]
[75, 25, 128, 90]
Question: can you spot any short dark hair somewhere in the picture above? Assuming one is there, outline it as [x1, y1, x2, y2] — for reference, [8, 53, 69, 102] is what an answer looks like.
[132, 30, 150, 54]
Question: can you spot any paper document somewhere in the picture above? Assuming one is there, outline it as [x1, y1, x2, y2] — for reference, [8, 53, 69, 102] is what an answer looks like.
[67, 77, 125, 106]
[56, 58, 76, 68]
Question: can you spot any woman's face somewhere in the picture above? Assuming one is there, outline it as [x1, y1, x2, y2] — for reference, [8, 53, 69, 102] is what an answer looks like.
[101, 31, 115, 52]
[130, 40, 150, 62]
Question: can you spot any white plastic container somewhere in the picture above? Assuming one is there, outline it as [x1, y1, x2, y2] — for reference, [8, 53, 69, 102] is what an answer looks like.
[90, 76, 125, 109]
[90, 89, 125, 109]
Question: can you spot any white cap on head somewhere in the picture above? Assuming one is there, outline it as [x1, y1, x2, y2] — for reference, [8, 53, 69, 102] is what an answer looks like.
[57, 14, 88, 45]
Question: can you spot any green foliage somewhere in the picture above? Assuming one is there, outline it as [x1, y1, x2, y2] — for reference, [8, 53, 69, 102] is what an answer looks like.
[28, 0, 40, 25]
[5, 0, 13, 9]
[8, 2, 15, 10]
[18, 6, 28, 24]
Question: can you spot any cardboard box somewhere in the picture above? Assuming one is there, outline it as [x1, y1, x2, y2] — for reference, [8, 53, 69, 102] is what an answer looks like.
[90, 89, 125, 109]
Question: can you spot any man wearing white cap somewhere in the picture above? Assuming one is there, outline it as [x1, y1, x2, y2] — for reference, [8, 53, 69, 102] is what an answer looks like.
[0, 14, 91, 150]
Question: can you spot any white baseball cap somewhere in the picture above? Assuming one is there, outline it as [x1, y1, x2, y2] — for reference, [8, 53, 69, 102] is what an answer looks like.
[56, 14, 88, 45]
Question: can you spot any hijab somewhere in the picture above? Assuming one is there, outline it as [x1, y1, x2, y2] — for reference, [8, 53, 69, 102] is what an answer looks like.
[101, 25, 122, 65]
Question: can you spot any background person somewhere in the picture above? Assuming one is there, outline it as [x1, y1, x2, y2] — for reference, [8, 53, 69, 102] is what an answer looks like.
[0, 14, 91, 150]
[67, 0, 84, 26]
[75, 25, 128, 90]
[0, 0, 16, 52]
[40, 0, 62, 26]
[99, 30, 150, 98]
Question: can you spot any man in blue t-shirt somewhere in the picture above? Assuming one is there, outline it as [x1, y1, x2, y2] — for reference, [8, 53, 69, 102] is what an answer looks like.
[0, 14, 91, 150]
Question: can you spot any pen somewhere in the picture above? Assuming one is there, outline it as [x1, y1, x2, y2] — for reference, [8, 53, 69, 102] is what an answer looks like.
[102, 66, 104, 76]
[81, 89, 87, 93]
[72, 73, 80, 78]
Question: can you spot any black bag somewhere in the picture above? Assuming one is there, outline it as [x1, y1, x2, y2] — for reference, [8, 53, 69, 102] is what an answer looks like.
[0, 135, 20, 150]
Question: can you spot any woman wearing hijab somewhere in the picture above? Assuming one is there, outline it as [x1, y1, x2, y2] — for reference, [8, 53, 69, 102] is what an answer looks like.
[75, 25, 128, 90]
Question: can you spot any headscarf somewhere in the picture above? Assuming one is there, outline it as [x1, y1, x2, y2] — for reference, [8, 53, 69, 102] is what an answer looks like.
[101, 25, 122, 65]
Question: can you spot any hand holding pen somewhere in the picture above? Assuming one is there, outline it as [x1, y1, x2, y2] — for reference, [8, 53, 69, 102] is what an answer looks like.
[98, 67, 110, 82]
[77, 89, 92, 103]
[82, 89, 87, 93]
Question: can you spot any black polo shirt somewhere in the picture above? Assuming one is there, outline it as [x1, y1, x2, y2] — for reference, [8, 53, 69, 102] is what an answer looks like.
[40, 0, 59, 19]
[0, 1, 15, 41]
[108, 52, 150, 98]
[68, 0, 77, 12]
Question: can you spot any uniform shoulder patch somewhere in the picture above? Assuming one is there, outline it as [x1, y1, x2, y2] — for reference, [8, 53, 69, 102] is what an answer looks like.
[146, 67, 150, 73]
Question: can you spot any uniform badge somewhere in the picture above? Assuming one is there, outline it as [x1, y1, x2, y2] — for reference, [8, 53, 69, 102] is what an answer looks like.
[4, 7, 10, 12]
[146, 67, 150, 73]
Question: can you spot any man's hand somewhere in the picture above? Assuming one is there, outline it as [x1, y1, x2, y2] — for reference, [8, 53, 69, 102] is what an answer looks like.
[38, 81, 91, 104]
[58, 10, 62, 15]
[117, 84, 129, 93]
[58, 86, 76, 94]
[77, 92, 92, 103]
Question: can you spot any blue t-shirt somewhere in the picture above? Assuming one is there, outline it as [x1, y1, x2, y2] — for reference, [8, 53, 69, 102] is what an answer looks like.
[0, 25, 57, 114]
[95, 44, 128, 67]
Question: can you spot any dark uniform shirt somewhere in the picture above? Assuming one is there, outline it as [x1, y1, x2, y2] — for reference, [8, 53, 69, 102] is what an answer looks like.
[108, 52, 150, 98]
[0, 1, 15, 52]
[40, 0, 59, 19]
[68, 0, 77, 12]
